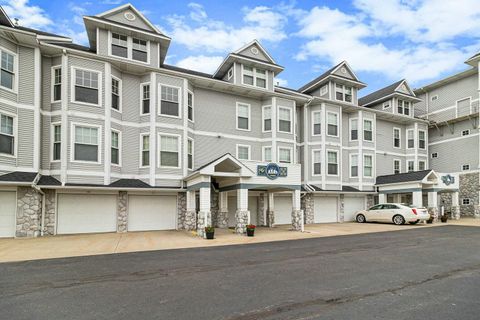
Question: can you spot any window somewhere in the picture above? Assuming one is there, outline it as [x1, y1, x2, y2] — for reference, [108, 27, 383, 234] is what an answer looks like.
[263, 146, 272, 162]
[350, 118, 358, 141]
[335, 83, 353, 102]
[132, 38, 148, 62]
[313, 111, 321, 135]
[52, 124, 61, 161]
[227, 67, 233, 80]
[255, 69, 267, 88]
[363, 119, 373, 141]
[320, 85, 328, 95]
[312, 150, 321, 175]
[327, 151, 338, 175]
[187, 91, 194, 121]
[278, 147, 291, 163]
[141, 84, 150, 114]
[159, 135, 179, 167]
[0, 114, 14, 155]
[141, 135, 149, 167]
[418, 130, 426, 149]
[111, 33, 128, 58]
[431, 152, 438, 158]
[52, 67, 61, 101]
[462, 199, 471, 205]
[74, 125, 99, 162]
[111, 130, 120, 165]
[397, 100, 404, 114]
[160, 86, 180, 117]
[394, 159, 400, 174]
[418, 160, 426, 171]
[263, 106, 271, 132]
[462, 164, 470, 171]
[74, 69, 99, 105]
[431, 95, 438, 101]
[242, 65, 267, 88]
[407, 129, 414, 149]
[350, 154, 358, 177]
[278, 107, 292, 133]
[407, 160, 415, 172]
[462, 130, 470, 136]
[111, 77, 120, 111]
[398, 100, 411, 115]
[327, 112, 338, 136]
[188, 139, 193, 170]
[1, 50, 15, 90]
[237, 144, 250, 160]
[393, 128, 401, 148]
[364, 155, 373, 177]
[237, 103, 250, 131]
[382, 101, 390, 109]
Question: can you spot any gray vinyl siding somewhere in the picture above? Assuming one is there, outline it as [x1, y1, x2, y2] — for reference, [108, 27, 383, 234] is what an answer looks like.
[122, 73, 142, 122]
[17, 110, 35, 167]
[41, 115, 51, 169]
[104, 11, 154, 31]
[18, 46, 35, 105]
[98, 29, 108, 56]
[0, 38, 17, 102]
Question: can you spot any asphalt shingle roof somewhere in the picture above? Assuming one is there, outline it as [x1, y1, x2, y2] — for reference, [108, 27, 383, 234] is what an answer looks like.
[45, 42, 95, 53]
[0, 171, 37, 183]
[359, 79, 412, 107]
[376, 170, 432, 185]
[86, 16, 168, 37]
[15, 25, 69, 38]
[306, 185, 370, 193]
[108, 179, 151, 188]
[37, 175, 61, 186]
[297, 62, 344, 93]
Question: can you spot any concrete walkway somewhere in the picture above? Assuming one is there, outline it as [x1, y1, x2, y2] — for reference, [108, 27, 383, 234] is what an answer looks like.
[1, 218, 479, 263]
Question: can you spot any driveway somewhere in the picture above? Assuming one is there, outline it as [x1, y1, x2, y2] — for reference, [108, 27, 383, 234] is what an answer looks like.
[1, 225, 480, 319]
[1, 220, 469, 263]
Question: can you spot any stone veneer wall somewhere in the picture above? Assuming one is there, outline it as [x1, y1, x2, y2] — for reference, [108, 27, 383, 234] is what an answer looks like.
[16, 187, 42, 237]
[117, 191, 128, 233]
[459, 172, 479, 216]
[43, 189, 56, 235]
[301, 193, 314, 224]
[257, 193, 266, 226]
[210, 191, 219, 226]
[176, 192, 187, 230]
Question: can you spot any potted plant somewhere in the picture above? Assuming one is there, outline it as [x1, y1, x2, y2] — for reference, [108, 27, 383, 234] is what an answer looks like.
[246, 224, 256, 237]
[426, 214, 434, 224]
[205, 226, 215, 239]
[441, 212, 449, 223]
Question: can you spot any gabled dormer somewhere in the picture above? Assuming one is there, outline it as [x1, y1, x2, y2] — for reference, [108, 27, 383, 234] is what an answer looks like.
[83, 4, 171, 67]
[298, 61, 366, 105]
[213, 40, 283, 91]
[359, 79, 421, 117]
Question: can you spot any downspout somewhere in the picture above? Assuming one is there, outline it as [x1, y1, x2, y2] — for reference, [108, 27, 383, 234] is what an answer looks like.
[31, 174, 45, 236]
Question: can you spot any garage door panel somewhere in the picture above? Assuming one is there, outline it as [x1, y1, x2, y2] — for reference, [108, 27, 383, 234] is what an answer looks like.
[128, 195, 177, 231]
[314, 196, 338, 223]
[228, 196, 258, 227]
[274, 196, 292, 225]
[344, 196, 365, 222]
[0, 191, 15, 237]
[57, 194, 117, 234]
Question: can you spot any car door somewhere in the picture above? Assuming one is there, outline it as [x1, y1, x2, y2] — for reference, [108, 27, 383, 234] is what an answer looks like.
[382, 204, 399, 222]
[366, 204, 383, 222]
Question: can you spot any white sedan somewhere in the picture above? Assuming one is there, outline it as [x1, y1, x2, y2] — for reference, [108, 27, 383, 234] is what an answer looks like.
[355, 203, 430, 225]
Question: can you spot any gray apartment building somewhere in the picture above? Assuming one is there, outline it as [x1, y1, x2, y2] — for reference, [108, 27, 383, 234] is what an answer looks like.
[0, 4, 477, 238]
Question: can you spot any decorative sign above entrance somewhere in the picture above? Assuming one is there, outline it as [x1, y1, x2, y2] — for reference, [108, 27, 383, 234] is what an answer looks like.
[441, 174, 455, 186]
[257, 163, 288, 180]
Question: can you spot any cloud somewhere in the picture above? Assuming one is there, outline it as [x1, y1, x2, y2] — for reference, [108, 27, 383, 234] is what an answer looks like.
[1, 0, 52, 29]
[175, 55, 224, 74]
[164, 3, 287, 53]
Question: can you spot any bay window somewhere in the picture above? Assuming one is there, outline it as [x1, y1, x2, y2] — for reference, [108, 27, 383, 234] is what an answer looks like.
[74, 125, 99, 162]
[188, 139, 193, 169]
[1, 50, 15, 90]
[350, 118, 358, 140]
[0, 114, 14, 155]
[111, 130, 120, 165]
[159, 135, 179, 167]
[335, 83, 353, 102]
[74, 69, 99, 105]
[350, 154, 358, 177]
[263, 106, 271, 131]
[418, 130, 426, 149]
[237, 103, 250, 130]
[394, 159, 400, 174]
[141, 84, 150, 114]
[398, 100, 411, 115]
[263, 146, 272, 162]
[111, 77, 120, 111]
[237, 144, 250, 160]
[187, 91, 194, 121]
[141, 134, 149, 167]
[363, 119, 373, 141]
[327, 112, 338, 136]
[278, 107, 292, 133]
[53, 67, 61, 101]
[242, 65, 267, 88]
[407, 129, 414, 149]
[393, 128, 400, 148]
[327, 151, 338, 175]
[418, 160, 426, 171]
[278, 147, 291, 163]
[313, 111, 321, 135]
[52, 124, 61, 161]
[111, 33, 128, 58]
[160, 85, 179, 117]
[132, 38, 148, 62]
[364, 155, 373, 177]
[313, 150, 321, 175]
[407, 160, 415, 172]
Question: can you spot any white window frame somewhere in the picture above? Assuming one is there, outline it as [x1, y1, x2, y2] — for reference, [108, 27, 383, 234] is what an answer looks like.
[0, 110, 17, 158]
[431, 95, 438, 101]
[158, 133, 181, 169]
[462, 129, 470, 136]
[187, 138, 194, 170]
[382, 101, 390, 110]
[159, 84, 182, 119]
[50, 122, 61, 162]
[278, 146, 293, 164]
[241, 64, 268, 89]
[71, 66, 102, 107]
[406, 129, 414, 149]
[334, 83, 353, 103]
[418, 130, 426, 149]
[262, 146, 272, 162]
[312, 149, 322, 176]
[326, 149, 339, 176]
[236, 144, 251, 161]
[350, 153, 359, 178]
[236, 102, 251, 132]
[462, 198, 471, 205]
[139, 133, 150, 168]
[418, 160, 426, 171]
[407, 160, 415, 172]
[70, 122, 102, 164]
[111, 129, 122, 167]
[349, 118, 358, 142]
[393, 127, 401, 149]
[111, 75, 122, 113]
[0, 46, 18, 93]
[108, 30, 150, 65]
[140, 82, 150, 115]
[363, 154, 373, 178]
[278, 106, 293, 134]
[363, 119, 373, 142]
[262, 105, 272, 133]
[431, 152, 438, 158]
[187, 90, 194, 123]
[312, 111, 322, 136]
[462, 164, 470, 171]
[393, 159, 401, 174]
[51, 66, 62, 103]
[326, 111, 339, 137]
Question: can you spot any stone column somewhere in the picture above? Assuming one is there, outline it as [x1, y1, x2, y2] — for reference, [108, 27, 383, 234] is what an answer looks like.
[475, 205, 480, 219]
[378, 193, 386, 204]
[216, 192, 229, 228]
[412, 190, 423, 207]
[182, 190, 196, 231]
[291, 189, 303, 231]
[339, 194, 345, 223]
[451, 191, 460, 220]
[366, 194, 375, 208]
[267, 192, 275, 227]
[427, 191, 439, 222]
[235, 188, 249, 234]
[16, 187, 42, 238]
[301, 193, 314, 224]
[257, 193, 266, 226]
[43, 189, 56, 235]
[117, 191, 128, 233]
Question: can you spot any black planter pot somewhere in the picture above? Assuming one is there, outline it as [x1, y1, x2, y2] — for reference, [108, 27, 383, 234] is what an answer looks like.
[246, 228, 255, 237]
[205, 231, 214, 239]
[427, 217, 434, 224]
[441, 216, 448, 223]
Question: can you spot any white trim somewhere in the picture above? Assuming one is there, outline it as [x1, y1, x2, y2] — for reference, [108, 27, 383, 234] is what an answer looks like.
[363, 154, 373, 178]
[0, 45, 18, 93]
[240, 64, 268, 90]
[60, 54, 68, 185]
[418, 129, 426, 150]
[50, 65, 62, 103]
[333, 82, 354, 104]
[70, 122, 103, 164]
[349, 153, 359, 178]
[110, 128, 122, 167]
[278, 146, 293, 164]
[236, 144, 251, 161]
[0, 110, 17, 158]
[33, 47, 41, 171]
[393, 158, 401, 174]
[236, 102, 251, 132]
[107, 30, 151, 65]
[262, 145, 272, 162]
[50, 122, 61, 163]
[158, 83, 182, 119]
[262, 105, 272, 133]
[326, 111, 339, 137]
[70, 66, 103, 107]
[393, 127, 401, 149]
[429, 132, 479, 146]
[312, 110, 322, 136]
[326, 149, 339, 177]
[187, 137, 194, 170]
[277, 105, 293, 134]
[187, 89, 194, 123]
[363, 118, 374, 142]
[406, 128, 414, 149]
[158, 133, 182, 169]
[139, 132, 150, 169]
[311, 149, 322, 177]
[418, 159, 426, 171]
[139, 82, 150, 115]
[111, 75, 122, 113]
[407, 159, 415, 172]
[349, 117, 358, 142]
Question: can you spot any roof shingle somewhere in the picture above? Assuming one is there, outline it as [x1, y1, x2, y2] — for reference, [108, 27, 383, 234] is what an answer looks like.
[376, 170, 432, 185]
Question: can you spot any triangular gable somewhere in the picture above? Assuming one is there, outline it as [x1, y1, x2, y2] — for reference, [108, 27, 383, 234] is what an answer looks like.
[422, 170, 439, 184]
[330, 61, 360, 82]
[395, 80, 415, 96]
[0, 7, 14, 27]
[234, 40, 276, 64]
[97, 4, 160, 34]
[197, 153, 254, 177]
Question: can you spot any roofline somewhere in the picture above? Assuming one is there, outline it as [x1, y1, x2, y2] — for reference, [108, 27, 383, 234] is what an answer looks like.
[299, 73, 366, 94]
[414, 68, 477, 93]
[233, 39, 276, 64]
[212, 53, 284, 78]
[331, 61, 361, 83]
[359, 91, 422, 108]
[38, 185, 185, 192]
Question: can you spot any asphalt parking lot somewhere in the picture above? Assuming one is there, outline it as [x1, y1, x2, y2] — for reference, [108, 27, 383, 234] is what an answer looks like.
[1, 225, 480, 320]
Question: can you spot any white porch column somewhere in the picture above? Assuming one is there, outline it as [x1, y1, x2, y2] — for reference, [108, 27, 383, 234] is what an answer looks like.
[184, 190, 196, 231]
[197, 186, 211, 237]
[412, 190, 423, 207]
[291, 189, 303, 231]
[451, 191, 460, 220]
[216, 192, 229, 228]
[378, 193, 387, 204]
[267, 192, 275, 227]
[235, 188, 249, 234]
[427, 191, 439, 222]
[394, 194, 402, 203]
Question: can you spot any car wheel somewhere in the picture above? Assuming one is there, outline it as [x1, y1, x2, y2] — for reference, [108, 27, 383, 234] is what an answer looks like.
[393, 215, 405, 225]
[356, 214, 366, 223]
[409, 220, 419, 225]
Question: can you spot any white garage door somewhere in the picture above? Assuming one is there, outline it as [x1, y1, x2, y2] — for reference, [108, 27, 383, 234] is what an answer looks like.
[128, 195, 177, 231]
[274, 196, 292, 225]
[57, 194, 117, 234]
[314, 196, 338, 223]
[344, 196, 366, 222]
[0, 191, 16, 237]
[228, 196, 258, 227]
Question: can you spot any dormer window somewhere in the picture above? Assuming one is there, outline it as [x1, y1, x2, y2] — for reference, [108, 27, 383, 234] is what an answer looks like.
[242, 65, 267, 88]
[111, 33, 128, 58]
[109, 32, 149, 63]
[132, 38, 147, 62]
[335, 84, 352, 103]
[398, 100, 411, 115]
